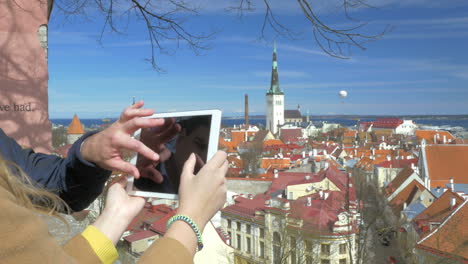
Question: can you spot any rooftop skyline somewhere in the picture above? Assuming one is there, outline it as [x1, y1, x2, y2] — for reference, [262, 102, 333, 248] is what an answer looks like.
[48, 0, 468, 118]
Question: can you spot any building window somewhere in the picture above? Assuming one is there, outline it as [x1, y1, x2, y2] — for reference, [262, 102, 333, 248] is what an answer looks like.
[237, 222, 241, 231]
[321, 244, 330, 256]
[305, 240, 312, 251]
[260, 241, 265, 258]
[247, 237, 251, 253]
[246, 224, 251, 234]
[273, 232, 281, 264]
[260, 228, 265, 238]
[237, 234, 241, 250]
[227, 219, 231, 229]
[306, 256, 313, 264]
[228, 231, 232, 245]
[321, 259, 330, 264]
[339, 259, 347, 264]
[339, 243, 347, 254]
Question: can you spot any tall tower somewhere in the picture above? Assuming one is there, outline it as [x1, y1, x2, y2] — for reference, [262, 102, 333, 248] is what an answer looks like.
[266, 42, 284, 134]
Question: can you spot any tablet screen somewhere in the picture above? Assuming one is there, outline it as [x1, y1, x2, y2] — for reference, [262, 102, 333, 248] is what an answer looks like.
[133, 115, 211, 194]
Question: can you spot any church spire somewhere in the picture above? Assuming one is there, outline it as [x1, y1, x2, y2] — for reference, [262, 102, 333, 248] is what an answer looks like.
[267, 41, 283, 95]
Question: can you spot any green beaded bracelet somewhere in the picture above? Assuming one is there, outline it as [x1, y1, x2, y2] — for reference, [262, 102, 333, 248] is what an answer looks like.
[166, 214, 204, 251]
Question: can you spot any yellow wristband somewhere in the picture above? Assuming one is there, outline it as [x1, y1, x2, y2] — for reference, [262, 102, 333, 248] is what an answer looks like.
[82, 225, 119, 264]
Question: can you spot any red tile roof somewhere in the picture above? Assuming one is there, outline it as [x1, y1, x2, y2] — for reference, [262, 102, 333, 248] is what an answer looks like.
[123, 230, 158, 243]
[222, 163, 358, 234]
[126, 204, 174, 232]
[280, 128, 302, 143]
[416, 201, 468, 262]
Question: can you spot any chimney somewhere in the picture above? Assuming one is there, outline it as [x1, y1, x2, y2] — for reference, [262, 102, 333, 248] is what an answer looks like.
[245, 94, 249, 127]
[382, 136, 385, 142]
[387, 155, 391, 161]
[443, 135, 447, 144]
[450, 197, 456, 209]
[372, 148, 375, 156]
[274, 169, 279, 178]
[450, 178, 454, 191]
[302, 151, 306, 159]
[307, 197, 312, 206]
[324, 192, 330, 200]
[434, 134, 437, 144]
[305, 175, 311, 180]
[319, 190, 324, 199]
[403, 202, 407, 210]
[436, 186, 441, 194]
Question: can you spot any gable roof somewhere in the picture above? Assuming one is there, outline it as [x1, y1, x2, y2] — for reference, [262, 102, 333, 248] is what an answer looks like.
[414, 190, 464, 225]
[377, 158, 418, 169]
[67, 114, 85, 134]
[416, 200, 468, 262]
[385, 167, 415, 197]
[284, 110, 302, 119]
[280, 128, 302, 142]
[424, 145, 468, 188]
[416, 130, 455, 144]
[389, 179, 426, 214]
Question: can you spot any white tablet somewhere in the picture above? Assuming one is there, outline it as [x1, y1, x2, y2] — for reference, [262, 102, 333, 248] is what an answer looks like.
[126, 109, 222, 199]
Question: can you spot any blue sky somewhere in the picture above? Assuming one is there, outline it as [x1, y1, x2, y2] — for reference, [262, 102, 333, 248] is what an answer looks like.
[48, 0, 468, 118]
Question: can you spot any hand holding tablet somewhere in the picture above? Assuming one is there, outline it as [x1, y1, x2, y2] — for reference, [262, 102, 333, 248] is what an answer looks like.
[127, 110, 222, 199]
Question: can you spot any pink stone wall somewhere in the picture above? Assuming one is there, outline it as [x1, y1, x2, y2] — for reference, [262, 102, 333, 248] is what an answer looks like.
[0, 0, 52, 153]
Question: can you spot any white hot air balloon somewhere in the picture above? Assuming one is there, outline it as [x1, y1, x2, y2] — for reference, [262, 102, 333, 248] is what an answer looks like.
[339, 90, 348, 98]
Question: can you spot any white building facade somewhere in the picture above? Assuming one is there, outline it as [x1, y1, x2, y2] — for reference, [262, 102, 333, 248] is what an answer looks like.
[266, 43, 284, 135]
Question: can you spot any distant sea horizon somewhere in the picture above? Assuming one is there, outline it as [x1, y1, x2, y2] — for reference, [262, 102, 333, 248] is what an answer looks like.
[50, 115, 468, 131]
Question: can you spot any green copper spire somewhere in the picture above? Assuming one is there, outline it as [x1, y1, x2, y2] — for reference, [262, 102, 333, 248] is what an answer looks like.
[267, 41, 283, 95]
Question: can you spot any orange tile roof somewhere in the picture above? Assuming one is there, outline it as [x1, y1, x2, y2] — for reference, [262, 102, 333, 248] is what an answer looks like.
[416, 130, 455, 144]
[260, 158, 290, 169]
[389, 179, 426, 214]
[227, 155, 243, 167]
[385, 167, 414, 197]
[219, 137, 238, 153]
[67, 114, 85, 134]
[263, 139, 284, 146]
[424, 145, 468, 188]
[416, 201, 468, 262]
[344, 131, 357, 138]
[414, 190, 464, 235]
[231, 130, 257, 144]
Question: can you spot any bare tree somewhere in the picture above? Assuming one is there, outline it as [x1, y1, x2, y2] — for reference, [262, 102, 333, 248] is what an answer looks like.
[239, 141, 262, 177]
[50, 0, 389, 71]
[229, 0, 390, 59]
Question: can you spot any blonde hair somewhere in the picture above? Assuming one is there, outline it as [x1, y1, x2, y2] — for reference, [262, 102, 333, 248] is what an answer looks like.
[0, 158, 70, 218]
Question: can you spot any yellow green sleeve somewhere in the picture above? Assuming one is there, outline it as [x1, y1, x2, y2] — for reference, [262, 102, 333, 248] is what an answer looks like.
[81, 225, 119, 264]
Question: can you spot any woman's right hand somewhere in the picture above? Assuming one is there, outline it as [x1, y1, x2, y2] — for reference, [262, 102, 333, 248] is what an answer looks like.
[177, 151, 228, 232]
